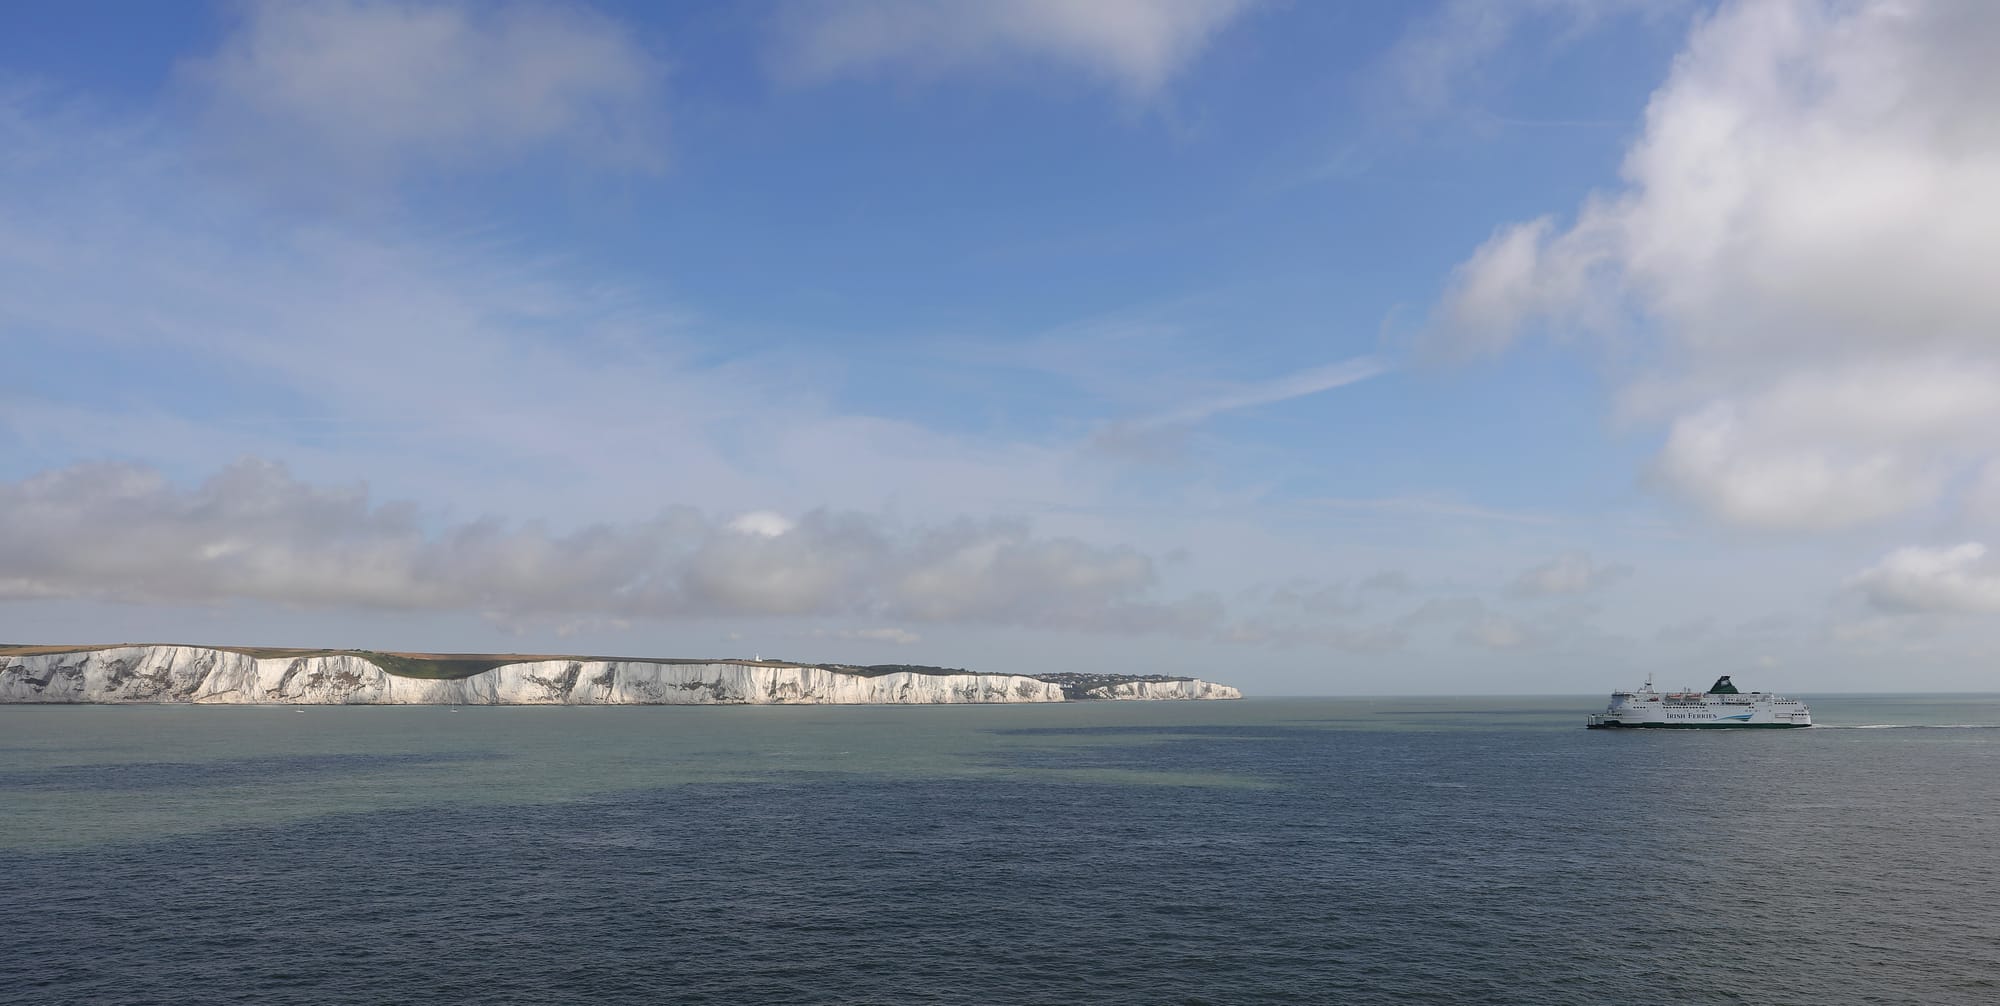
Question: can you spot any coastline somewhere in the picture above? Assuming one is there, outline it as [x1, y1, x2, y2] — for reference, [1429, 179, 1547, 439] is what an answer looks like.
[0, 644, 1243, 705]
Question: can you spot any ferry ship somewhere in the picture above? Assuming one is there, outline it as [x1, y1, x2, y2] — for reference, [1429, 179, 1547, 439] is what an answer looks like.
[1586, 675, 1811, 729]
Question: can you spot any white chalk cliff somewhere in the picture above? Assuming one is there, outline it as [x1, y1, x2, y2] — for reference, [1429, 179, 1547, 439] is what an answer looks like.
[1083, 679, 1243, 701]
[0, 646, 1240, 704]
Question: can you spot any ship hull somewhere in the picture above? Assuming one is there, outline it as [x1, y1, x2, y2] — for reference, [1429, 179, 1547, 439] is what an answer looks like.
[1586, 720, 1810, 729]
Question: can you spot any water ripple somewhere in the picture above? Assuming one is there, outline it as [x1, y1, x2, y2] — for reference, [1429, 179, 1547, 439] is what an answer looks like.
[4, 713, 1999, 1003]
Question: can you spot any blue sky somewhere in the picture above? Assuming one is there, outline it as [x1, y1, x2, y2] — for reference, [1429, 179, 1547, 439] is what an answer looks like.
[6, 1, 1999, 694]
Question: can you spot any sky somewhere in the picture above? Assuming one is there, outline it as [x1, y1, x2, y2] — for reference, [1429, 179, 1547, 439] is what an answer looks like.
[5, 0, 1999, 695]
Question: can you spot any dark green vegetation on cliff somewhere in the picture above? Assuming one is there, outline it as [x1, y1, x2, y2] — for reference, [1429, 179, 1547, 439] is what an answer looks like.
[808, 662, 969, 678]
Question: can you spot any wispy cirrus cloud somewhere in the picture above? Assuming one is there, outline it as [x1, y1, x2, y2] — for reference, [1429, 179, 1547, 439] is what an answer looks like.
[1380, 0, 1685, 120]
[1507, 552, 1631, 597]
[0, 83, 1102, 527]
[1089, 356, 1384, 460]
[768, 0, 1256, 97]
[1307, 495, 1553, 526]
[1125, 357, 1385, 432]
[180, 0, 665, 186]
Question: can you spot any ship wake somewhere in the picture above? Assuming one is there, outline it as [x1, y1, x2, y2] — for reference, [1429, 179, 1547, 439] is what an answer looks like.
[1814, 723, 2000, 730]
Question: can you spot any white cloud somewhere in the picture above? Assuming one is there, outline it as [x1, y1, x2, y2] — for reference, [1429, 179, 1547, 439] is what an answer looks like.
[769, 0, 1255, 96]
[1089, 356, 1384, 459]
[1383, 0, 1685, 118]
[1652, 615, 1712, 642]
[1652, 398, 1946, 530]
[1849, 542, 2000, 615]
[4, 87, 1392, 662]
[1508, 552, 1630, 596]
[0, 86, 1097, 530]
[1968, 461, 2000, 525]
[1309, 495, 1553, 526]
[1828, 614, 1925, 645]
[1391, 592, 1608, 652]
[1359, 570, 1414, 593]
[1118, 356, 1384, 431]
[1459, 613, 1534, 650]
[0, 459, 1211, 634]
[1429, 1, 2000, 530]
[811, 626, 922, 645]
[181, 0, 663, 183]
[1224, 618, 1405, 653]
[728, 511, 798, 538]
[1265, 579, 1355, 616]
[1397, 595, 1540, 650]
[890, 521, 1213, 632]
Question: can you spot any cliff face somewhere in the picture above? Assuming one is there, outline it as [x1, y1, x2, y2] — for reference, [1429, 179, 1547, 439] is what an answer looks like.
[1082, 679, 1244, 701]
[0, 646, 1068, 705]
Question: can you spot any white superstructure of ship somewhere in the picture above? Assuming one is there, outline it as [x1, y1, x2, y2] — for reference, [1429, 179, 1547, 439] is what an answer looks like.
[1586, 675, 1811, 729]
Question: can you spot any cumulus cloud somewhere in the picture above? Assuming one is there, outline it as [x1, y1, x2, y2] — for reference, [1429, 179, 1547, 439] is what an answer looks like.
[1650, 388, 1976, 530]
[1508, 552, 1630, 597]
[769, 0, 1255, 96]
[728, 511, 798, 538]
[181, 0, 663, 183]
[1849, 542, 2000, 615]
[0, 459, 1214, 634]
[1429, 1, 2000, 530]
[1643, 359, 2000, 527]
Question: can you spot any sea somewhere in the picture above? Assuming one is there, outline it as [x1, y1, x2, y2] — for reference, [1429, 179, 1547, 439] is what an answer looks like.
[3, 695, 1998, 1005]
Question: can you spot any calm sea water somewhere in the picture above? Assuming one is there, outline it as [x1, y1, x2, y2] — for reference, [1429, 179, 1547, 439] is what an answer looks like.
[4, 695, 1999, 1004]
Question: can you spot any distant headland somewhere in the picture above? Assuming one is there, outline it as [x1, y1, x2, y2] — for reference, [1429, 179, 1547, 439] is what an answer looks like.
[0, 644, 1242, 705]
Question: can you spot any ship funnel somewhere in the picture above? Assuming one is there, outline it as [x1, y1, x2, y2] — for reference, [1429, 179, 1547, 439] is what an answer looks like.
[1708, 675, 1738, 694]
